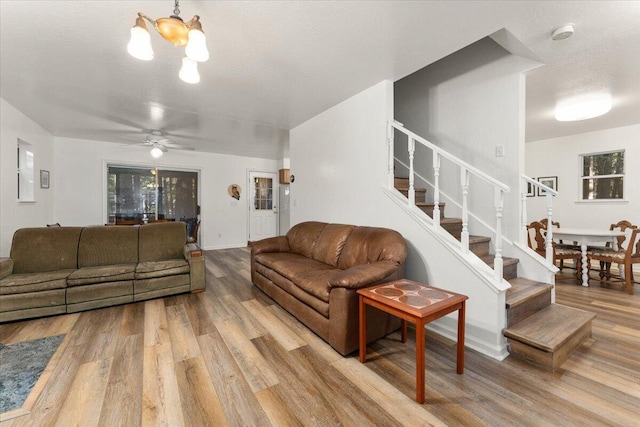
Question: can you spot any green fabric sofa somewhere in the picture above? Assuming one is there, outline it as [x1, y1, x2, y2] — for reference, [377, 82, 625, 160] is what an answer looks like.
[0, 222, 205, 322]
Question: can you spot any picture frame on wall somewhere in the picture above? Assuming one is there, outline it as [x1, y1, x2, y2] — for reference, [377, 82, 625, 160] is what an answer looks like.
[40, 170, 50, 189]
[526, 181, 535, 197]
[537, 176, 557, 196]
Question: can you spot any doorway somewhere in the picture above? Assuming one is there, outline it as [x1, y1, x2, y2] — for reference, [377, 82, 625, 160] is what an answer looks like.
[248, 171, 278, 242]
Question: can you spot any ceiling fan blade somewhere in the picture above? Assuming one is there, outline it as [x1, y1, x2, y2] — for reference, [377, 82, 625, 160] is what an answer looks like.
[163, 143, 196, 151]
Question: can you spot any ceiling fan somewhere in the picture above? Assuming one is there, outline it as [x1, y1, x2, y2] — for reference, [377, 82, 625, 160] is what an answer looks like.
[123, 130, 195, 157]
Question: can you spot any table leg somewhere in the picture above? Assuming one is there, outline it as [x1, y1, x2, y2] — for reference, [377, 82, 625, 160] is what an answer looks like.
[415, 321, 425, 404]
[401, 319, 407, 343]
[359, 296, 366, 363]
[456, 302, 465, 374]
[580, 243, 589, 287]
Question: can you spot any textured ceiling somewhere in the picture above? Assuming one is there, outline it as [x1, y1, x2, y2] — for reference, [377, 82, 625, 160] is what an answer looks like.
[1, 1, 639, 159]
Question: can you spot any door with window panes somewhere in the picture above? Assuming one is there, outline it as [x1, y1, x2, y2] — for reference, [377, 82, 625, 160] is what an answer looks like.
[249, 171, 278, 241]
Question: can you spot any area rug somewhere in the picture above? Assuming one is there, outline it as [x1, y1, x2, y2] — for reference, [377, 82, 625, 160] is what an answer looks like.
[0, 334, 65, 413]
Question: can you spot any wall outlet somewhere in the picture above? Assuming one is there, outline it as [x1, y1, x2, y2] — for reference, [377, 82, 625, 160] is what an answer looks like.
[495, 145, 505, 157]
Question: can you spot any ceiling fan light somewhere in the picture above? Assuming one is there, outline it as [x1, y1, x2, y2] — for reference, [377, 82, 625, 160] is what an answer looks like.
[128, 17, 154, 60]
[150, 146, 164, 158]
[179, 57, 200, 83]
[186, 17, 209, 62]
[554, 93, 612, 122]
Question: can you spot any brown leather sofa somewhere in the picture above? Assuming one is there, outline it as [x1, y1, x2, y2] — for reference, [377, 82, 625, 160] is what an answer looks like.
[251, 221, 407, 355]
[0, 222, 205, 323]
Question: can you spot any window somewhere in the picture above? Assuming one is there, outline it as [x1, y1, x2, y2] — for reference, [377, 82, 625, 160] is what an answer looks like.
[580, 150, 624, 200]
[17, 139, 35, 202]
[253, 177, 273, 210]
[107, 165, 198, 224]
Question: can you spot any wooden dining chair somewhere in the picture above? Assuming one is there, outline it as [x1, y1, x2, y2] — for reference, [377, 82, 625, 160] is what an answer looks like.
[587, 220, 639, 295]
[527, 220, 582, 280]
[538, 218, 579, 270]
[187, 220, 200, 244]
[115, 219, 141, 225]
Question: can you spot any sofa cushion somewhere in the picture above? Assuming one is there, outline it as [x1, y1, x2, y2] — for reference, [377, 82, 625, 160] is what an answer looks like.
[139, 222, 186, 262]
[254, 252, 334, 282]
[338, 226, 407, 270]
[78, 226, 139, 267]
[10, 227, 82, 273]
[290, 269, 342, 303]
[286, 221, 326, 258]
[311, 224, 355, 267]
[254, 264, 330, 317]
[0, 270, 74, 295]
[135, 259, 190, 279]
[67, 264, 136, 286]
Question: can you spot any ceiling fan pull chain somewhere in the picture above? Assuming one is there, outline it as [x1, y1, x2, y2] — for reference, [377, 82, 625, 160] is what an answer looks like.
[174, 0, 181, 17]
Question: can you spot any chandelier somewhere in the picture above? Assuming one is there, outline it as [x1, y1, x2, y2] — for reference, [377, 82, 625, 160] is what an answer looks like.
[127, 0, 209, 83]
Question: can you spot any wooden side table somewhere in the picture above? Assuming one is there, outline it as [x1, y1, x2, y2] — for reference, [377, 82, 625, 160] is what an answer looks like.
[357, 279, 468, 404]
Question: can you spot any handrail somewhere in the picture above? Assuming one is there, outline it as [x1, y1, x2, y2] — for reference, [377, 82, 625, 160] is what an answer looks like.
[520, 174, 555, 264]
[389, 120, 510, 284]
[392, 121, 510, 193]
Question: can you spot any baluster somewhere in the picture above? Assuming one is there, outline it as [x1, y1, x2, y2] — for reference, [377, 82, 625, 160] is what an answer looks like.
[545, 193, 554, 264]
[460, 168, 470, 253]
[494, 188, 504, 282]
[387, 122, 394, 189]
[521, 179, 528, 245]
[432, 153, 441, 229]
[408, 137, 415, 206]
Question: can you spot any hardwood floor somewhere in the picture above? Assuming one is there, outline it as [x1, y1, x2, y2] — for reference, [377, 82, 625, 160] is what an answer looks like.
[1, 248, 638, 426]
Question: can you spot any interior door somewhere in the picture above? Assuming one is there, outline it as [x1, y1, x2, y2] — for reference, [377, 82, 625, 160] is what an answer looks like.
[249, 171, 278, 242]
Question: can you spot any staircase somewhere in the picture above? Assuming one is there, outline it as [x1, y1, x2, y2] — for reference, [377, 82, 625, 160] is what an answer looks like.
[394, 177, 596, 371]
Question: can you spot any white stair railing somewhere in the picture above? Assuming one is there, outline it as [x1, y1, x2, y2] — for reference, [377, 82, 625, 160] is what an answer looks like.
[389, 121, 510, 283]
[520, 175, 557, 264]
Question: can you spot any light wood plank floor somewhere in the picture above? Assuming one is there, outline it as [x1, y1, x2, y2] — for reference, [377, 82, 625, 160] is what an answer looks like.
[1, 249, 638, 426]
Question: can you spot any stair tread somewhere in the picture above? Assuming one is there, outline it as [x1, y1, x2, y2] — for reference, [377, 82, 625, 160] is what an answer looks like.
[480, 255, 518, 266]
[468, 235, 491, 243]
[440, 217, 462, 224]
[396, 187, 427, 192]
[504, 304, 596, 352]
[415, 202, 444, 207]
[506, 278, 553, 308]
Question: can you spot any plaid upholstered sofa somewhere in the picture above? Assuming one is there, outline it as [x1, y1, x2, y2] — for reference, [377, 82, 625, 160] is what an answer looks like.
[0, 222, 205, 323]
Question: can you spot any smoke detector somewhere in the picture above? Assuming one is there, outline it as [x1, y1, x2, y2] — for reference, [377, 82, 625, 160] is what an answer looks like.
[552, 24, 574, 41]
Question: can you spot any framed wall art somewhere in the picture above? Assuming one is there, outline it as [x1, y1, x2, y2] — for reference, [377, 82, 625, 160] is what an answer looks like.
[537, 176, 557, 196]
[40, 170, 50, 189]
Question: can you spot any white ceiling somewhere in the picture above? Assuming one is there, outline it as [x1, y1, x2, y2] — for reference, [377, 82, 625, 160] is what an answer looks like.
[1, 1, 639, 160]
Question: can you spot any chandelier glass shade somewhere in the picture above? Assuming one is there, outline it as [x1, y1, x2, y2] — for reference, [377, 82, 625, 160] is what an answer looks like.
[128, 1, 209, 83]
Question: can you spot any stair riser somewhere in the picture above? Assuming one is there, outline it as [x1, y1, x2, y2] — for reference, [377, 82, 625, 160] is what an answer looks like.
[507, 291, 552, 326]
[507, 321, 592, 372]
[398, 189, 426, 204]
[503, 263, 518, 281]
[418, 205, 445, 219]
[469, 241, 490, 257]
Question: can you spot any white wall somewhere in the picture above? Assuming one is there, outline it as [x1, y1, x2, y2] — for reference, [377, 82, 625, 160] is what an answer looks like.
[394, 37, 541, 242]
[526, 124, 640, 229]
[290, 80, 509, 359]
[53, 137, 279, 250]
[0, 98, 55, 256]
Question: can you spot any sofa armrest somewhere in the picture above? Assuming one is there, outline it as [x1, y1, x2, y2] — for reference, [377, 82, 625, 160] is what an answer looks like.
[251, 236, 290, 255]
[0, 258, 13, 280]
[183, 243, 203, 260]
[329, 261, 400, 290]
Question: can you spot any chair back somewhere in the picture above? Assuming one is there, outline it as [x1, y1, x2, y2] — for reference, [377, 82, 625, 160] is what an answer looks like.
[526, 221, 546, 256]
[610, 220, 636, 251]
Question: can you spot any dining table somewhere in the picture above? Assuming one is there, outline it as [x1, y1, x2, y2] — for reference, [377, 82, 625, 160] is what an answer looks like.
[548, 228, 626, 287]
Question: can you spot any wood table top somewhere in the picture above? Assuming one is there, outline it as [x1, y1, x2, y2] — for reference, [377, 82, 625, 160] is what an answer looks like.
[357, 279, 468, 318]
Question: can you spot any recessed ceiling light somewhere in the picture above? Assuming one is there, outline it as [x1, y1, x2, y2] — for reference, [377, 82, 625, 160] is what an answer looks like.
[552, 24, 574, 41]
[554, 93, 612, 121]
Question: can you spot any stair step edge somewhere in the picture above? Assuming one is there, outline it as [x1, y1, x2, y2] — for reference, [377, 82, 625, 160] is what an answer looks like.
[504, 305, 596, 352]
[506, 279, 554, 308]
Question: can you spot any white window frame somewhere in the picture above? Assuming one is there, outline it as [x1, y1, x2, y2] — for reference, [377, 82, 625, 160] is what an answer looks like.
[579, 149, 625, 202]
[17, 139, 35, 203]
